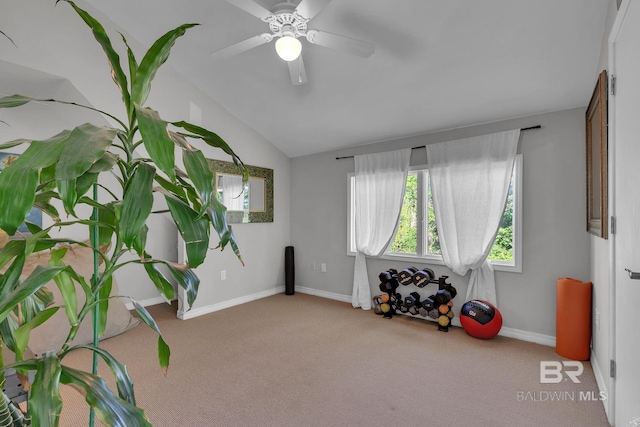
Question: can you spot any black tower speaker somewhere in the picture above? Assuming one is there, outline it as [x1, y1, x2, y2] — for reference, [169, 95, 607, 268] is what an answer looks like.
[285, 246, 295, 295]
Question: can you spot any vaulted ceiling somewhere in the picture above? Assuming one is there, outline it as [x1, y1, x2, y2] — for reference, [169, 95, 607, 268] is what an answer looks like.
[84, 0, 608, 157]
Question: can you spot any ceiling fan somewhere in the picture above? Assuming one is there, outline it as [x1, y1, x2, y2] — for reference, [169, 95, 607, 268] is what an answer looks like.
[212, 0, 375, 85]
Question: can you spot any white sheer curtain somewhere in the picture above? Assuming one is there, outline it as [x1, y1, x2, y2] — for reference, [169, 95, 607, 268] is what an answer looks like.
[352, 148, 411, 309]
[426, 129, 520, 306]
[221, 175, 245, 211]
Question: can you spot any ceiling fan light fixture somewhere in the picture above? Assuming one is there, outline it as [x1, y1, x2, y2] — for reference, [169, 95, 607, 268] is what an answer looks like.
[275, 35, 302, 61]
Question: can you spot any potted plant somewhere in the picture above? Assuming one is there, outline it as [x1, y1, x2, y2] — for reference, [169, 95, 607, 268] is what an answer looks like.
[0, 1, 246, 425]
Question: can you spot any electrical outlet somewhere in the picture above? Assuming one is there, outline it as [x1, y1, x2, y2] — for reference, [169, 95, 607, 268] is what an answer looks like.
[595, 308, 600, 331]
[221, 270, 226, 281]
[321, 263, 327, 273]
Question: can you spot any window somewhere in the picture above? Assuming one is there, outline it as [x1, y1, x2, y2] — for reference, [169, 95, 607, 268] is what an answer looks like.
[348, 155, 522, 272]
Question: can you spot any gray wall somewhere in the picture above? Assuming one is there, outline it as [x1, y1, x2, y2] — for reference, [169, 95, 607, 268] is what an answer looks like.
[1, 0, 291, 310]
[291, 108, 590, 337]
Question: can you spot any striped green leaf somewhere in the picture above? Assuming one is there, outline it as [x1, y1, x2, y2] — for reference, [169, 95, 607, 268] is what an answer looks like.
[55, 123, 116, 181]
[62, 0, 131, 115]
[29, 352, 63, 427]
[59, 366, 152, 427]
[143, 262, 175, 301]
[0, 131, 69, 234]
[135, 106, 175, 181]
[13, 307, 60, 360]
[120, 163, 155, 249]
[132, 24, 198, 107]
[49, 247, 79, 327]
[164, 193, 209, 268]
[65, 345, 137, 405]
[172, 121, 246, 179]
[131, 300, 170, 375]
[0, 265, 66, 324]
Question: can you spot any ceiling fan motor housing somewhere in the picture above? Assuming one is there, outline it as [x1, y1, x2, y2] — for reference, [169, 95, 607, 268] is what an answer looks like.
[264, 3, 309, 39]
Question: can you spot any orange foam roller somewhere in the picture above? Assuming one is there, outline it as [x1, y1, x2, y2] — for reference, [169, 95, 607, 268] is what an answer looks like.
[556, 278, 592, 361]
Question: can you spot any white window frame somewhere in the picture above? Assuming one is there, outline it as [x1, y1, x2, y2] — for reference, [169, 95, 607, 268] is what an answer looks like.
[347, 154, 523, 273]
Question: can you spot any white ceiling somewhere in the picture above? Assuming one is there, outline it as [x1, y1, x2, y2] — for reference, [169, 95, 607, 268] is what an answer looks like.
[84, 0, 609, 158]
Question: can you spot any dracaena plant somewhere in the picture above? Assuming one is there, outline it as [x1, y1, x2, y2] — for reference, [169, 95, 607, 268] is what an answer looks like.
[0, 1, 246, 426]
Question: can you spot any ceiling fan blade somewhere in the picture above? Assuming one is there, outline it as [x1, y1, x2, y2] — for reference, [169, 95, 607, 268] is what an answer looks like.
[211, 34, 271, 59]
[288, 55, 307, 85]
[224, 0, 272, 19]
[295, 0, 333, 20]
[306, 30, 375, 58]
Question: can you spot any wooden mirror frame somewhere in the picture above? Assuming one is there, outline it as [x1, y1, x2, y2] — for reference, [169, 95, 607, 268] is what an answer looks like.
[586, 70, 608, 239]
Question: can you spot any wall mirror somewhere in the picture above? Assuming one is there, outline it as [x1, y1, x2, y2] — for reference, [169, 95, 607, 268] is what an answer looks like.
[586, 70, 608, 239]
[207, 159, 273, 223]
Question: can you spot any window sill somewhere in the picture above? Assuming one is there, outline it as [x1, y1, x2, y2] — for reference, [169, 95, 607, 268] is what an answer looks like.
[347, 251, 521, 273]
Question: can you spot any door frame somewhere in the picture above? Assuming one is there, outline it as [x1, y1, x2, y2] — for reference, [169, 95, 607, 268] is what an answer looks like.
[607, 0, 632, 423]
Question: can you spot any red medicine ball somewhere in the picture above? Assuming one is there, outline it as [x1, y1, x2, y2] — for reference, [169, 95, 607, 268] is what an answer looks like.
[460, 300, 502, 339]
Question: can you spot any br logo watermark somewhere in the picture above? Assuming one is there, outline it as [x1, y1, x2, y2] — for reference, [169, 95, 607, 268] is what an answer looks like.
[540, 361, 583, 384]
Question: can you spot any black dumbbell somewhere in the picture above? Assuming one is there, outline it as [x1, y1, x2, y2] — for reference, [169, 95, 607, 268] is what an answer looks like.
[412, 268, 435, 287]
[379, 269, 398, 283]
[398, 267, 418, 285]
[421, 297, 435, 311]
[435, 289, 452, 305]
[404, 292, 422, 307]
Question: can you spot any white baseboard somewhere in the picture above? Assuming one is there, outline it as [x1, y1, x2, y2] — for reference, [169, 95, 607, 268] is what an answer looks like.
[125, 296, 170, 310]
[160, 284, 557, 347]
[177, 286, 286, 320]
[590, 350, 611, 422]
[295, 286, 352, 303]
[499, 326, 556, 347]
[296, 287, 556, 347]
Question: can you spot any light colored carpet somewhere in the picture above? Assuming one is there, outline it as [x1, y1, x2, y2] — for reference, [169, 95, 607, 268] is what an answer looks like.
[58, 293, 609, 426]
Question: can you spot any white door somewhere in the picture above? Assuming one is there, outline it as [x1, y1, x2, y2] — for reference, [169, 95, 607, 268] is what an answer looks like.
[611, 1, 640, 425]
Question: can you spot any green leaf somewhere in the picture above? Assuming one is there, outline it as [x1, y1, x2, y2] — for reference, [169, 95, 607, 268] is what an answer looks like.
[183, 148, 214, 218]
[59, 366, 152, 427]
[48, 247, 79, 327]
[0, 138, 30, 150]
[135, 105, 175, 181]
[120, 33, 139, 85]
[89, 203, 117, 249]
[97, 275, 112, 338]
[55, 123, 116, 181]
[165, 262, 199, 309]
[142, 263, 175, 301]
[120, 163, 155, 249]
[154, 173, 186, 201]
[65, 345, 137, 405]
[0, 252, 26, 301]
[0, 94, 30, 108]
[62, 0, 131, 116]
[207, 197, 244, 266]
[57, 178, 78, 216]
[29, 352, 63, 427]
[164, 193, 209, 268]
[131, 300, 170, 375]
[0, 130, 70, 234]
[0, 240, 26, 271]
[0, 265, 66, 324]
[0, 94, 126, 129]
[172, 121, 246, 178]
[13, 307, 60, 360]
[132, 23, 198, 107]
[88, 152, 119, 173]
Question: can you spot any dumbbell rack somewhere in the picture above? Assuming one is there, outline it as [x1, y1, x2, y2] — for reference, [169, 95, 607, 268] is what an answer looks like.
[373, 267, 458, 332]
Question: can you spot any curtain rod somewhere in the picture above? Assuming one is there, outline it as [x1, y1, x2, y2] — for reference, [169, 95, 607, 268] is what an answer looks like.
[335, 125, 541, 160]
